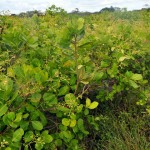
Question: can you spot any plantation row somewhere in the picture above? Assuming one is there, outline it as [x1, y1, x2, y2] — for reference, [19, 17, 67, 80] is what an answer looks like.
[0, 10, 150, 149]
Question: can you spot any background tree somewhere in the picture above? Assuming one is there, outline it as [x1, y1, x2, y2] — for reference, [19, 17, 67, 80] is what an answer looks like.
[46, 5, 67, 16]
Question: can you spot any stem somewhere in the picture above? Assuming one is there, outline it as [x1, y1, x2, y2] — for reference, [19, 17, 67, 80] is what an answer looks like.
[74, 81, 79, 96]
[74, 35, 78, 75]
[79, 84, 90, 98]
[74, 35, 79, 95]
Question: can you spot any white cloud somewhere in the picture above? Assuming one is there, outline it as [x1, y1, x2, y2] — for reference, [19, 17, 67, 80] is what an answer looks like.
[0, 0, 150, 14]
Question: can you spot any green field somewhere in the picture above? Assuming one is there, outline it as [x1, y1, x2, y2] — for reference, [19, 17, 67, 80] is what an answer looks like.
[0, 9, 150, 150]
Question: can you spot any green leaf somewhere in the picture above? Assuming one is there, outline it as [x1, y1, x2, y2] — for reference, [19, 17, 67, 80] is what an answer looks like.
[71, 85, 76, 91]
[70, 75, 76, 85]
[26, 104, 35, 112]
[129, 80, 139, 89]
[7, 112, 15, 121]
[63, 130, 73, 140]
[5, 147, 11, 150]
[57, 111, 63, 118]
[43, 93, 58, 106]
[78, 67, 85, 80]
[62, 118, 70, 126]
[125, 71, 133, 78]
[107, 63, 118, 78]
[70, 119, 76, 127]
[14, 112, 22, 122]
[20, 121, 29, 131]
[23, 113, 29, 119]
[10, 90, 18, 103]
[86, 98, 91, 108]
[51, 69, 59, 77]
[30, 111, 39, 120]
[59, 130, 74, 142]
[1, 77, 13, 99]
[76, 104, 83, 113]
[131, 74, 143, 81]
[77, 118, 84, 131]
[57, 106, 70, 113]
[35, 142, 43, 150]
[59, 124, 67, 131]
[32, 121, 43, 131]
[24, 145, 29, 150]
[88, 101, 99, 109]
[93, 72, 104, 81]
[9, 122, 18, 128]
[78, 42, 92, 48]
[119, 56, 132, 62]
[77, 18, 84, 30]
[12, 128, 24, 142]
[41, 131, 53, 143]
[3, 112, 15, 125]
[100, 61, 109, 68]
[73, 126, 79, 133]
[30, 93, 41, 103]
[52, 80, 61, 89]
[70, 139, 78, 147]
[43, 134, 53, 143]
[24, 131, 34, 143]
[77, 118, 88, 134]
[63, 60, 74, 68]
[0, 104, 8, 117]
[32, 58, 41, 67]
[39, 111, 47, 126]
[55, 139, 62, 147]
[80, 80, 89, 85]
[58, 86, 70, 96]
[70, 113, 76, 119]
[77, 65, 83, 69]
[84, 109, 89, 115]
[65, 93, 76, 106]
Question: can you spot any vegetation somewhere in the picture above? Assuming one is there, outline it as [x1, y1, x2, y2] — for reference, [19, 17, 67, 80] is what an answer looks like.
[0, 7, 150, 150]
[46, 5, 67, 16]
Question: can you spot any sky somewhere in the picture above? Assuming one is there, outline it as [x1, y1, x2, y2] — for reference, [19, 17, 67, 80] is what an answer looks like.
[0, 0, 150, 14]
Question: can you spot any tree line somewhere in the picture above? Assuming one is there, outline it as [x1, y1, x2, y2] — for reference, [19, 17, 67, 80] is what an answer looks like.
[8, 5, 150, 17]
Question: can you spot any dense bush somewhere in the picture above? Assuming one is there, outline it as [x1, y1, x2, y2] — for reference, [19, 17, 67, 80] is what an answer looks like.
[0, 10, 149, 149]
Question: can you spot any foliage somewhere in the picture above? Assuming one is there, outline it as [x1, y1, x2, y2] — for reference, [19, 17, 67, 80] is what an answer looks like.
[46, 5, 67, 16]
[0, 9, 150, 149]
